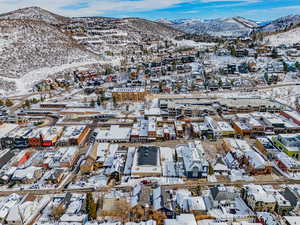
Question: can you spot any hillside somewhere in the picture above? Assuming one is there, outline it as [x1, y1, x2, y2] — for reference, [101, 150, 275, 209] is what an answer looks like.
[0, 6, 71, 25]
[125, 18, 183, 38]
[158, 17, 258, 37]
[0, 19, 102, 94]
[0, 19, 100, 79]
[0, 7, 185, 94]
[259, 14, 300, 33]
[263, 26, 300, 46]
[68, 16, 184, 58]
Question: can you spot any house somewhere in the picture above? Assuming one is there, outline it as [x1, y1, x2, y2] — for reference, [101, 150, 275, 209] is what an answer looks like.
[208, 185, 254, 221]
[0, 194, 22, 223]
[94, 143, 109, 168]
[152, 186, 176, 218]
[15, 151, 31, 166]
[274, 152, 300, 174]
[164, 214, 197, 225]
[59, 146, 80, 168]
[126, 221, 156, 225]
[210, 185, 238, 207]
[231, 113, 264, 137]
[175, 189, 206, 215]
[213, 158, 230, 176]
[11, 166, 43, 184]
[236, 49, 249, 57]
[243, 184, 276, 212]
[30, 126, 64, 147]
[176, 142, 208, 179]
[282, 185, 300, 208]
[0, 150, 15, 170]
[6, 196, 50, 225]
[80, 144, 98, 173]
[60, 213, 88, 225]
[222, 138, 272, 175]
[255, 137, 280, 159]
[283, 216, 300, 225]
[45, 168, 65, 184]
[4, 127, 33, 148]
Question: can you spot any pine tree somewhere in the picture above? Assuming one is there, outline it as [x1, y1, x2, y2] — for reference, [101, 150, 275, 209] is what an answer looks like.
[96, 96, 101, 106]
[5, 99, 14, 107]
[230, 46, 237, 57]
[271, 48, 278, 58]
[24, 99, 31, 109]
[208, 162, 214, 175]
[90, 99, 95, 108]
[86, 193, 97, 220]
[112, 96, 117, 107]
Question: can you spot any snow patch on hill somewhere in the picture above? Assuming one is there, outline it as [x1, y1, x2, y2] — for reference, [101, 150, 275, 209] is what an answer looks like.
[264, 27, 300, 46]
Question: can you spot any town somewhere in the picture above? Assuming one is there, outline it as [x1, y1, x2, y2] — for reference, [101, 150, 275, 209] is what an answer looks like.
[0, 5, 300, 225]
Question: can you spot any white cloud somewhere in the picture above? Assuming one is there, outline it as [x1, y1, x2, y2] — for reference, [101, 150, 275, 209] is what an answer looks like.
[244, 5, 300, 16]
[199, 0, 260, 2]
[0, 0, 189, 17]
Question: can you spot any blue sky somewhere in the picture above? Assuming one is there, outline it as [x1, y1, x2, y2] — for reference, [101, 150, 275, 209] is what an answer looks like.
[1, 0, 300, 21]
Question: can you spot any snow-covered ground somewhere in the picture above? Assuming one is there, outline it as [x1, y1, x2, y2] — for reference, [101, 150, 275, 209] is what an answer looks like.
[0, 61, 98, 96]
[174, 40, 216, 48]
[264, 27, 300, 46]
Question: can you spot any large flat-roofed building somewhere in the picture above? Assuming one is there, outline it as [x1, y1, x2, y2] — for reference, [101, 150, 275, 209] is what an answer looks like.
[31, 126, 64, 147]
[95, 125, 131, 143]
[158, 97, 284, 118]
[159, 98, 216, 118]
[40, 102, 67, 109]
[112, 87, 146, 102]
[58, 125, 90, 146]
[131, 146, 162, 177]
[221, 98, 284, 113]
[0, 123, 18, 149]
[272, 133, 300, 160]
[204, 116, 235, 138]
[59, 146, 80, 167]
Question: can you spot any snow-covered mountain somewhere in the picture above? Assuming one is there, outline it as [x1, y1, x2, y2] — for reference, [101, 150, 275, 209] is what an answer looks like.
[158, 15, 300, 37]
[0, 6, 71, 25]
[156, 18, 174, 25]
[259, 14, 300, 33]
[0, 19, 100, 79]
[158, 16, 259, 37]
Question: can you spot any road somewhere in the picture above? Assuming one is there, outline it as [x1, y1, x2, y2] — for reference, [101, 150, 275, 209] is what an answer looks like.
[0, 177, 299, 196]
